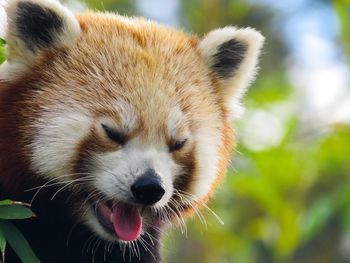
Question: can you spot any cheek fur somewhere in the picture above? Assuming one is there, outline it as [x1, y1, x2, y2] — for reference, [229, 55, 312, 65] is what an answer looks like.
[30, 112, 92, 180]
[186, 128, 221, 201]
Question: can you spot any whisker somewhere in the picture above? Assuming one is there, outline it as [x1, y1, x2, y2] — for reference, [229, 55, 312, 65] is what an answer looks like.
[50, 177, 94, 200]
[175, 189, 224, 225]
[66, 221, 79, 247]
[28, 173, 95, 205]
[139, 235, 156, 261]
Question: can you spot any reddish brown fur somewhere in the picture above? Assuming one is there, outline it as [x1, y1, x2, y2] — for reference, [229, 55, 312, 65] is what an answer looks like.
[0, 2, 264, 261]
[0, 12, 235, 218]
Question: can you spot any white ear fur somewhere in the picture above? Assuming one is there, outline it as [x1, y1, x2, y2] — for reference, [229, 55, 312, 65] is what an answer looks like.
[0, 0, 80, 79]
[199, 27, 264, 116]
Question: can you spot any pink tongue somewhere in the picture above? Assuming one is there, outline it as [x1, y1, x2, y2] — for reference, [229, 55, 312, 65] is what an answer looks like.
[111, 204, 142, 241]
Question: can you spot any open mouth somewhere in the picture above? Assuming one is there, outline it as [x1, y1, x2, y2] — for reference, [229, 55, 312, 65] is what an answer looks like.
[90, 198, 143, 242]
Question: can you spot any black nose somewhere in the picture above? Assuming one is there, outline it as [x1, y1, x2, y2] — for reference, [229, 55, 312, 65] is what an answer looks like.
[131, 170, 165, 206]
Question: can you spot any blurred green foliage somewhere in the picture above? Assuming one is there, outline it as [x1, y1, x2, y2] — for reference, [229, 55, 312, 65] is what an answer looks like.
[333, 0, 350, 66]
[0, 39, 5, 65]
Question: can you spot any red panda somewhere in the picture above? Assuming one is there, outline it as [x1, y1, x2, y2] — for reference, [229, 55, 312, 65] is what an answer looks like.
[0, 0, 264, 262]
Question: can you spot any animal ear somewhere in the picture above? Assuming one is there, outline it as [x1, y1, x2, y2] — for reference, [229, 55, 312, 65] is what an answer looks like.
[199, 27, 264, 115]
[3, 0, 80, 74]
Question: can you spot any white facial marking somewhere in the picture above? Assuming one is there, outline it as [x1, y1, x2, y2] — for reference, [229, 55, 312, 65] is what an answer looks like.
[93, 141, 180, 208]
[113, 100, 137, 133]
[168, 105, 188, 139]
[30, 112, 91, 179]
[84, 206, 115, 241]
[98, 101, 137, 143]
[190, 127, 221, 201]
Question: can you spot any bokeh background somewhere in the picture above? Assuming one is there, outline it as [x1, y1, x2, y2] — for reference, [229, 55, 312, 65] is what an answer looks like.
[43, 0, 350, 262]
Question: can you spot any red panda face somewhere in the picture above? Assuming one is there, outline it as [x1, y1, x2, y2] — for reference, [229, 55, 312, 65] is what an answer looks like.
[0, 0, 264, 243]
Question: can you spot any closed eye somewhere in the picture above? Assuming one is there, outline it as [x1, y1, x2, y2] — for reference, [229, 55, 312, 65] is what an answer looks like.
[169, 139, 188, 152]
[101, 124, 126, 146]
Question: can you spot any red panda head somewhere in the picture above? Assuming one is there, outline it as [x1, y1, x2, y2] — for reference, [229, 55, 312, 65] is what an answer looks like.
[0, 0, 264, 242]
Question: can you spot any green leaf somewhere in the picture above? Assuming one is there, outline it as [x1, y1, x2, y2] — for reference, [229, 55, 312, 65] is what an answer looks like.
[0, 220, 41, 263]
[302, 198, 334, 242]
[0, 227, 6, 262]
[0, 205, 35, 220]
[0, 200, 31, 207]
[0, 200, 13, 206]
[0, 38, 5, 65]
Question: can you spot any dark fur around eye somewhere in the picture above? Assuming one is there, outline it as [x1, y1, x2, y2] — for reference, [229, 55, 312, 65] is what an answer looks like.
[101, 124, 126, 145]
[169, 139, 187, 152]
